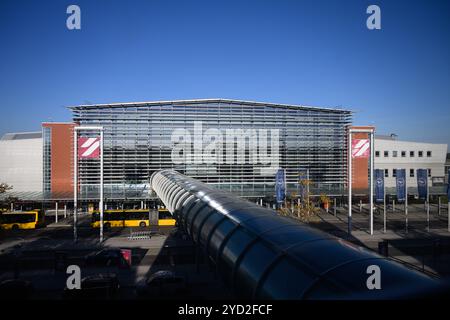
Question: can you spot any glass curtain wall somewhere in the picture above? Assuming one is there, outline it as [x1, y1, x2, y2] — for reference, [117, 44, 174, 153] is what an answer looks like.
[70, 100, 352, 199]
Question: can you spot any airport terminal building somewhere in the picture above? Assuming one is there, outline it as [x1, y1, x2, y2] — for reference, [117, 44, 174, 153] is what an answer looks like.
[69, 99, 352, 201]
[2, 99, 449, 207]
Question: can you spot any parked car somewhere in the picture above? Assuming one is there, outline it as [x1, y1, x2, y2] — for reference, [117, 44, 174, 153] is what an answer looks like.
[63, 273, 120, 299]
[135, 270, 188, 298]
[0, 278, 34, 299]
[85, 249, 128, 268]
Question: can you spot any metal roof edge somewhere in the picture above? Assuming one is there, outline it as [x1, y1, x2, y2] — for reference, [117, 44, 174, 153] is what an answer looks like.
[67, 98, 353, 113]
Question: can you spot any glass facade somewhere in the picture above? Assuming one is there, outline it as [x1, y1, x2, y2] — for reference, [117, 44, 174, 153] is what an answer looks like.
[42, 127, 52, 193]
[70, 99, 352, 200]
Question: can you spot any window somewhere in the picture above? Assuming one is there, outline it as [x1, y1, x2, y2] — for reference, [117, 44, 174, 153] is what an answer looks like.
[410, 169, 414, 177]
[418, 151, 423, 157]
[401, 151, 406, 157]
[393, 151, 398, 157]
[410, 151, 415, 157]
[393, 169, 397, 177]
[427, 151, 432, 157]
[384, 151, 389, 157]
[375, 151, 380, 157]
[428, 169, 431, 177]
[384, 169, 389, 178]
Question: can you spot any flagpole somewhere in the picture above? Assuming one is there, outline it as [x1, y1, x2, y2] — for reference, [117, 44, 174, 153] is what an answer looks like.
[100, 129, 104, 242]
[405, 173, 408, 234]
[73, 128, 78, 243]
[427, 170, 430, 232]
[284, 169, 287, 210]
[383, 169, 386, 233]
[348, 131, 352, 235]
[306, 168, 310, 216]
[75, 126, 104, 243]
[370, 130, 374, 236]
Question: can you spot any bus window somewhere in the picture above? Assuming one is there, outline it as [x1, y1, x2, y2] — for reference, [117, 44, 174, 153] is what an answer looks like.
[158, 210, 173, 220]
[127, 211, 148, 220]
[1, 214, 35, 224]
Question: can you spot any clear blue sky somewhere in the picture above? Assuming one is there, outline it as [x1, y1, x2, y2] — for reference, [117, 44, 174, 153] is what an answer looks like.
[0, 0, 449, 145]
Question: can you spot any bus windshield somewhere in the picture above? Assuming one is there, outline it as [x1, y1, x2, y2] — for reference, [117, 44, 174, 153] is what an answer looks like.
[1, 213, 36, 224]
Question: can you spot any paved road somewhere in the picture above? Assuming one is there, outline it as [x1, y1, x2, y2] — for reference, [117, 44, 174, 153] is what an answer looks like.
[0, 214, 231, 299]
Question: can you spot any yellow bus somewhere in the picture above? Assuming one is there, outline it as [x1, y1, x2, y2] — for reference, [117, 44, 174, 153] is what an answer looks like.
[0, 210, 44, 230]
[91, 209, 176, 228]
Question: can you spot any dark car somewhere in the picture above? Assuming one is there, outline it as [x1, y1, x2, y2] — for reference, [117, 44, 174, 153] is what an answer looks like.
[135, 270, 187, 298]
[85, 249, 129, 268]
[0, 279, 34, 299]
[63, 273, 120, 299]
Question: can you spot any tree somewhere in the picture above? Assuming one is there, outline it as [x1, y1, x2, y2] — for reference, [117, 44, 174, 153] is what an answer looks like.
[278, 177, 319, 223]
[0, 183, 12, 194]
[0, 183, 14, 210]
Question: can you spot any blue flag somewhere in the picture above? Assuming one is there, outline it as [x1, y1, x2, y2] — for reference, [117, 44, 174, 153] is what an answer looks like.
[396, 169, 406, 202]
[276, 169, 286, 204]
[417, 169, 428, 200]
[375, 169, 384, 203]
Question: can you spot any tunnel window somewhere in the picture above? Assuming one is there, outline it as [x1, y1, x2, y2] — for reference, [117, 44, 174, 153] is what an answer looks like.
[256, 258, 316, 299]
[242, 215, 296, 235]
[185, 201, 208, 235]
[287, 239, 375, 274]
[208, 219, 237, 262]
[199, 211, 225, 248]
[323, 258, 432, 295]
[219, 228, 256, 286]
[235, 241, 277, 299]
[191, 206, 216, 242]
[264, 225, 327, 249]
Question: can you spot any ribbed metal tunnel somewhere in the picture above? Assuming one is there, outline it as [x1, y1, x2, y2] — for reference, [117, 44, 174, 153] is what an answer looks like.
[151, 170, 445, 299]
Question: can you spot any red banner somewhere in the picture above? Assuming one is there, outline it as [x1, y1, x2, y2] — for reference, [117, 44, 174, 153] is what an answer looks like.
[78, 137, 100, 159]
[351, 139, 370, 158]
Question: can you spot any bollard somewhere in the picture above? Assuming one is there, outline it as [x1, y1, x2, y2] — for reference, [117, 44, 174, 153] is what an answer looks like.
[359, 200, 362, 212]
[334, 198, 337, 217]
[393, 200, 395, 212]
[432, 239, 441, 269]
[378, 241, 389, 257]
[438, 197, 441, 216]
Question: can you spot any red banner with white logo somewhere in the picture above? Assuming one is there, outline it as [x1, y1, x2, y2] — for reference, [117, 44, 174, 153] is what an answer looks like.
[78, 137, 100, 159]
[351, 139, 370, 158]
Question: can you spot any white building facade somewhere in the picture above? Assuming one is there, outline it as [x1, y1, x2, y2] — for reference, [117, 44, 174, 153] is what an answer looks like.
[374, 136, 448, 189]
[0, 132, 43, 192]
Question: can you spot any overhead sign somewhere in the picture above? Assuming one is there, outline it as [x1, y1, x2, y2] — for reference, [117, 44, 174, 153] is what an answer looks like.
[78, 137, 100, 159]
[351, 139, 370, 158]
